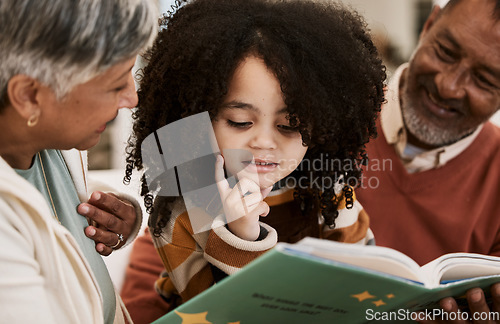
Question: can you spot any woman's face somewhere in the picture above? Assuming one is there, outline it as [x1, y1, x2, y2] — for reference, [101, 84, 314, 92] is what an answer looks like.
[35, 57, 138, 151]
[212, 55, 308, 189]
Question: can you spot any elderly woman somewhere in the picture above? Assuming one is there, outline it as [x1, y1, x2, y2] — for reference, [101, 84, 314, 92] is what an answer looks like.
[0, 0, 157, 323]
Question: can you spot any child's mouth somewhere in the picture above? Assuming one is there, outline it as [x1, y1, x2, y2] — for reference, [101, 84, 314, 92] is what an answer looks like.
[242, 160, 279, 172]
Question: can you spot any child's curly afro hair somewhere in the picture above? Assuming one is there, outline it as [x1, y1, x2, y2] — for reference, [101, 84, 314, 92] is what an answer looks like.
[125, 0, 386, 229]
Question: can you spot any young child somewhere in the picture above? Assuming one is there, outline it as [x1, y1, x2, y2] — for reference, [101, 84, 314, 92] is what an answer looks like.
[122, 0, 385, 321]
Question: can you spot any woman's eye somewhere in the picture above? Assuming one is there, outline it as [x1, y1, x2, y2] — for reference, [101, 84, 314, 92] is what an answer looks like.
[227, 120, 252, 128]
[113, 85, 127, 92]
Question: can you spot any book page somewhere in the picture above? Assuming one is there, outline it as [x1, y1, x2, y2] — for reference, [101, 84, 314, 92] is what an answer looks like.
[421, 253, 500, 286]
[289, 237, 428, 284]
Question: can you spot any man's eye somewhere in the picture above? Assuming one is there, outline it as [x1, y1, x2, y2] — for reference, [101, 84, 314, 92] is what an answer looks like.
[227, 120, 252, 128]
[475, 73, 498, 89]
[113, 85, 127, 92]
[436, 43, 457, 62]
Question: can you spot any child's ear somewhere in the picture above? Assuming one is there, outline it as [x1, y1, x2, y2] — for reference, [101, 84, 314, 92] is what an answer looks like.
[6, 74, 42, 120]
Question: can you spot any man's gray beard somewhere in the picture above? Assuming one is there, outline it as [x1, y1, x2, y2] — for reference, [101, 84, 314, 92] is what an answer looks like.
[401, 103, 474, 147]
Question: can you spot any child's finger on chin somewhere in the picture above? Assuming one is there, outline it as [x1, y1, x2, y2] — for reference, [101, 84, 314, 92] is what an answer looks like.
[215, 154, 231, 198]
[258, 201, 270, 217]
[261, 186, 273, 198]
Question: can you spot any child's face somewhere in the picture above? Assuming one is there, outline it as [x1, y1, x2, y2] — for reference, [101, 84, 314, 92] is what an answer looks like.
[212, 55, 308, 189]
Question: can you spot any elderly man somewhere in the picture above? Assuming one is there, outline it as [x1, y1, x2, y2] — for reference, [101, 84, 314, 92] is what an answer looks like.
[356, 0, 500, 321]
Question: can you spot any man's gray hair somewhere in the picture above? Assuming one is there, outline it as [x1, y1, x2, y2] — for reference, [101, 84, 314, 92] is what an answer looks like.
[0, 0, 158, 108]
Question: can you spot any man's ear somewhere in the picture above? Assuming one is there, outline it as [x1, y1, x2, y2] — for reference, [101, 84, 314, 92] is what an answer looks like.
[6, 74, 42, 120]
[419, 5, 442, 41]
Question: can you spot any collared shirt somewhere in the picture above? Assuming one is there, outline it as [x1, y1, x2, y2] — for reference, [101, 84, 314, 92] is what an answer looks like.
[380, 63, 482, 173]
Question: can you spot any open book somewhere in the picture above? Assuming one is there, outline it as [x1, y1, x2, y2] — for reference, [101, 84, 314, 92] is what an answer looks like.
[154, 237, 500, 324]
[298, 237, 500, 288]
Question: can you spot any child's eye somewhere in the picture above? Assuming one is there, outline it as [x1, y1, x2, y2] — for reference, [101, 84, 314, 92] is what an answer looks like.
[278, 125, 298, 133]
[227, 119, 252, 128]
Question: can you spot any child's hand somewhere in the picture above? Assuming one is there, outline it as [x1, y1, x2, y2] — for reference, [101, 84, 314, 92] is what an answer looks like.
[215, 155, 272, 241]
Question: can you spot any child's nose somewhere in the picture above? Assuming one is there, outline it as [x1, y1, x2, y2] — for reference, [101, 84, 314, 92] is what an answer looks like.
[249, 127, 277, 150]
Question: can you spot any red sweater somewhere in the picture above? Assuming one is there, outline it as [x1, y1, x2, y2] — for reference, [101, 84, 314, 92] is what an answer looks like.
[357, 121, 500, 265]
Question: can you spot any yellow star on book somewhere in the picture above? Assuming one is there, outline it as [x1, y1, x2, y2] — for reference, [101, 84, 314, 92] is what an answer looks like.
[174, 311, 212, 324]
[351, 291, 376, 302]
[386, 293, 395, 299]
[372, 299, 386, 307]
[228, 322, 241, 324]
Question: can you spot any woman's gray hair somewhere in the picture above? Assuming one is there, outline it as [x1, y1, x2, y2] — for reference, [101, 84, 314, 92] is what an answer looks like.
[0, 0, 158, 109]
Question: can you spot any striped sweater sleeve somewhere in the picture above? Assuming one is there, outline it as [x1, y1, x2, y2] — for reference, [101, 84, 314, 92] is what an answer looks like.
[150, 199, 278, 303]
[151, 186, 373, 303]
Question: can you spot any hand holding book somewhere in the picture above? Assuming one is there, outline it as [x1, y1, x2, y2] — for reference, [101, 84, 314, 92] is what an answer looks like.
[416, 284, 500, 323]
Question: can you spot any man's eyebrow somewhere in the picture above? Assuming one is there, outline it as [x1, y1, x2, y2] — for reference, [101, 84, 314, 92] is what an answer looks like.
[438, 29, 460, 48]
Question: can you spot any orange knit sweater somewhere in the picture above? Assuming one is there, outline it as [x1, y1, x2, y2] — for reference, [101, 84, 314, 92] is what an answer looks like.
[357, 121, 500, 265]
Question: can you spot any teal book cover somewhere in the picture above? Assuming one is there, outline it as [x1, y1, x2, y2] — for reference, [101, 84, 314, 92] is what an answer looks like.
[153, 238, 500, 324]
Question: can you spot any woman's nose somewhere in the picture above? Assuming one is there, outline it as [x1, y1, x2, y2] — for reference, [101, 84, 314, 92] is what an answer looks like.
[119, 74, 138, 109]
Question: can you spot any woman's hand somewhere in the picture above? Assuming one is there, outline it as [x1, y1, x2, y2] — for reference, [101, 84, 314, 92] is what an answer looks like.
[215, 155, 272, 241]
[78, 191, 136, 256]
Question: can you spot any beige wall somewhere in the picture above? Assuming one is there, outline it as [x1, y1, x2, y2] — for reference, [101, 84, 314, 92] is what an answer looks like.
[340, 0, 420, 60]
